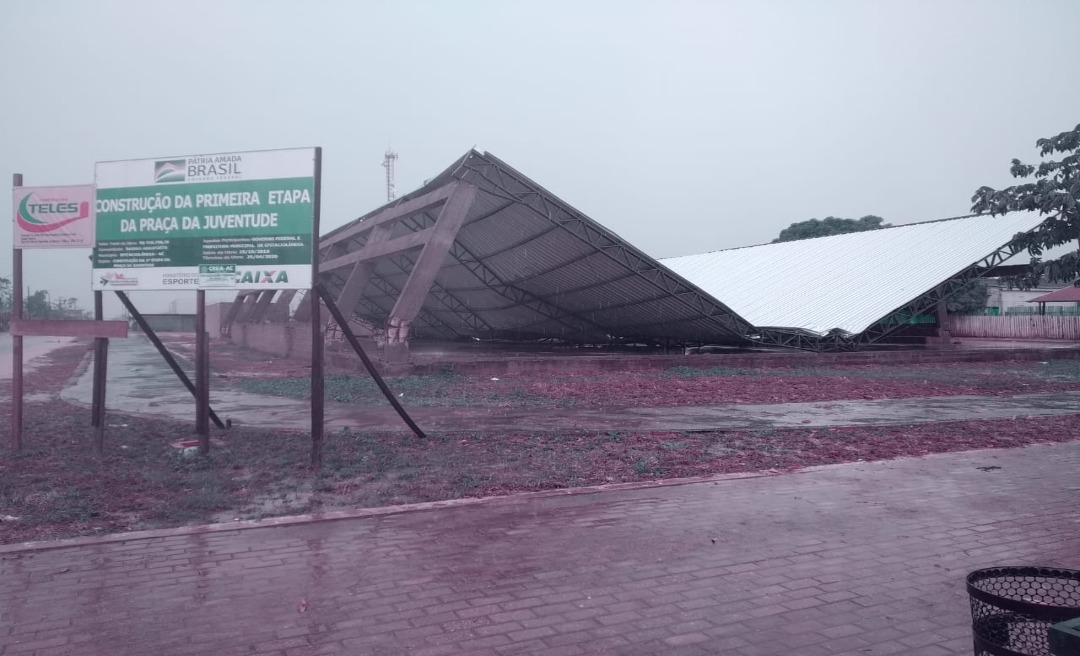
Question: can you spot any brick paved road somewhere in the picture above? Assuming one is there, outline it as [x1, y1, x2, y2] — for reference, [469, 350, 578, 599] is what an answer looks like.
[3, 442, 1079, 655]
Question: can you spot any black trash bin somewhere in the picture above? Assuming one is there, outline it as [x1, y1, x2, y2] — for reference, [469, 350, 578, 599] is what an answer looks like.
[967, 566, 1080, 656]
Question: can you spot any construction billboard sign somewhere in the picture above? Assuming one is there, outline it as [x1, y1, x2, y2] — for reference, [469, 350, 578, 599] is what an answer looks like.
[92, 148, 318, 290]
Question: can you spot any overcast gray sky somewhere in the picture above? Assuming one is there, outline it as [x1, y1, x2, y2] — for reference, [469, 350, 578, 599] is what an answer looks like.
[2, 0, 1078, 314]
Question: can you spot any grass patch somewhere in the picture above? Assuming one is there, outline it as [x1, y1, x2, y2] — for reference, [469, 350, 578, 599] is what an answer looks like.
[229, 359, 1080, 411]
[233, 373, 572, 409]
[235, 373, 459, 406]
[5, 399, 1080, 544]
[22, 489, 104, 526]
[661, 441, 690, 450]
[666, 365, 754, 378]
[1036, 360, 1080, 381]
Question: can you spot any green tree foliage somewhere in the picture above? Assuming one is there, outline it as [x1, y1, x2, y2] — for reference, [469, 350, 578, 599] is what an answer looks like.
[772, 215, 891, 243]
[0, 276, 11, 312]
[0, 277, 10, 332]
[24, 290, 50, 318]
[945, 279, 989, 314]
[971, 123, 1080, 287]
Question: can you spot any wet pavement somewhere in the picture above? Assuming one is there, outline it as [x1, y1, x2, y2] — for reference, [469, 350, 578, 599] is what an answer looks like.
[0, 335, 74, 382]
[62, 335, 1080, 433]
[3, 441, 1078, 655]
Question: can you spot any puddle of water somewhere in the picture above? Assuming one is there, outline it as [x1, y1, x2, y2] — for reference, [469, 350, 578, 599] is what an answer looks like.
[212, 488, 314, 523]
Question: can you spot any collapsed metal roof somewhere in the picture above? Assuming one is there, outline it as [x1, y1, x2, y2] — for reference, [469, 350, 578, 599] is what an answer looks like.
[318, 150, 753, 345]
[661, 212, 1047, 345]
[299, 153, 1049, 354]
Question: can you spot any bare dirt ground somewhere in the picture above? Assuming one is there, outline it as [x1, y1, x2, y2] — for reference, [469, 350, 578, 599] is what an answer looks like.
[2, 339, 1080, 545]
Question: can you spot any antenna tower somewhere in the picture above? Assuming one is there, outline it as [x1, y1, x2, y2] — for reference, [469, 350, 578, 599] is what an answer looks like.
[382, 149, 398, 201]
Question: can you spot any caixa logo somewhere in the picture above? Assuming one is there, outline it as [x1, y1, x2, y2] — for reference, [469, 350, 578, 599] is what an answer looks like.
[236, 270, 289, 284]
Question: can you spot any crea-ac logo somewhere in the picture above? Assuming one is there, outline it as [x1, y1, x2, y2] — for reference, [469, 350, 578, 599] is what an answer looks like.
[16, 193, 90, 233]
[154, 159, 187, 183]
[236, 270, 289, 284]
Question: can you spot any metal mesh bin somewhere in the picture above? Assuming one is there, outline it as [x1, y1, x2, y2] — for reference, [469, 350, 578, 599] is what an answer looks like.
[967, 567, 1080, 656]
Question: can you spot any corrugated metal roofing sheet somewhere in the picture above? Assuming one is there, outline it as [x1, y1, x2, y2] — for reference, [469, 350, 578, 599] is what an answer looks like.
[319, 150, 754, 344]
[661, 212, 1046, 337]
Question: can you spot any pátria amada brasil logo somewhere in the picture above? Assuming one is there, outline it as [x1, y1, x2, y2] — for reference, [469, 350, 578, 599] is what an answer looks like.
[154, 159, 187, 183]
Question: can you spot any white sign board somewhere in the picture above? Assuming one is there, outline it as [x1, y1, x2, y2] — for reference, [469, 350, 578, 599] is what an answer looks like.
[13, 185, 96, 249]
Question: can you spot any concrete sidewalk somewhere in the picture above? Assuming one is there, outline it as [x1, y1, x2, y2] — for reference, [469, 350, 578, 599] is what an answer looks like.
[3, 441, 1079, 655]
[61, 335, 1080, 433]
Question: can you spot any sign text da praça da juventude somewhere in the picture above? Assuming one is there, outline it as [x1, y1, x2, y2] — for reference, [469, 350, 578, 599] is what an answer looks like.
[92, 148, 316, 291]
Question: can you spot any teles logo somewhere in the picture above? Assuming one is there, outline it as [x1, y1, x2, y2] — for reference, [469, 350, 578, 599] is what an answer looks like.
[16, 193, 90, 233]
[154, 159, 187, 183]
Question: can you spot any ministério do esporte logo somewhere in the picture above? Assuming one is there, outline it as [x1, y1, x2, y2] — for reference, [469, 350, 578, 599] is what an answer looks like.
[154, 154, 243, 184]
[98, 271, 139, 287]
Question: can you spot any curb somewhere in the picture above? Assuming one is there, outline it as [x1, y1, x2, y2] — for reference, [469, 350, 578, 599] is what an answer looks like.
[0, 470, 783, 555]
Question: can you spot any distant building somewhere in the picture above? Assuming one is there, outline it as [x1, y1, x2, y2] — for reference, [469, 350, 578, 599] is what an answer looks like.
[985, 281, 1079, 315]
[130, 313, 197, 333]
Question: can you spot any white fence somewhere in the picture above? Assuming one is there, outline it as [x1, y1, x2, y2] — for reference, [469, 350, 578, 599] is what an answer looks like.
[948, 315, 1080, 340]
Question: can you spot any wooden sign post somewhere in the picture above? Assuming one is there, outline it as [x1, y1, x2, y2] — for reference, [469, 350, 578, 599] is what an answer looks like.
[9, 174, 125, 453]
